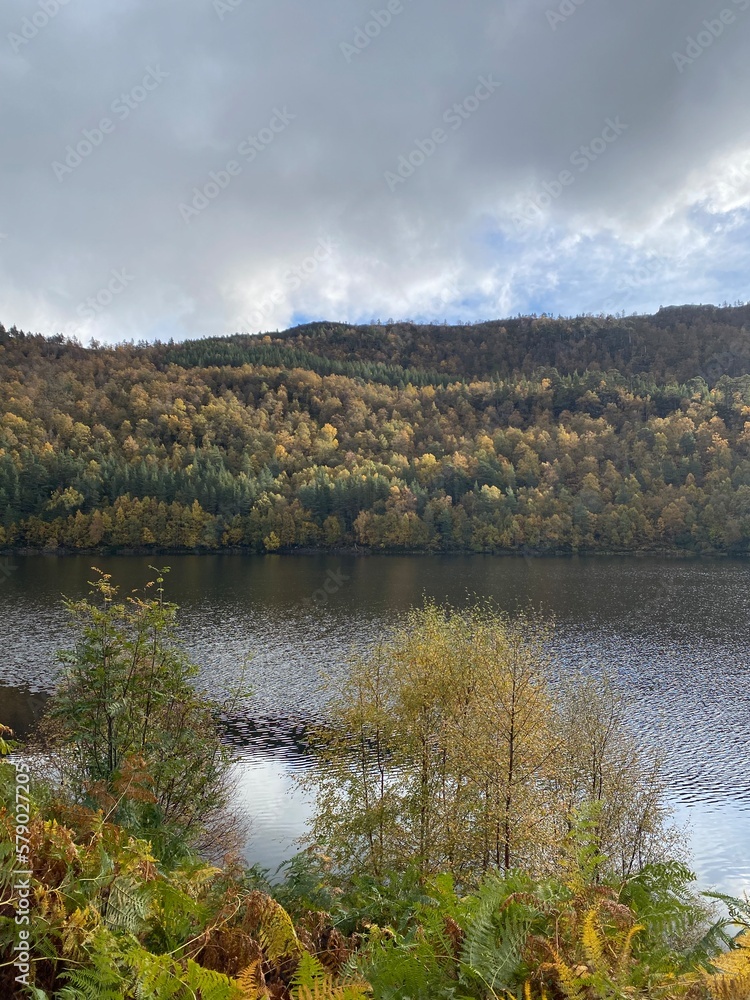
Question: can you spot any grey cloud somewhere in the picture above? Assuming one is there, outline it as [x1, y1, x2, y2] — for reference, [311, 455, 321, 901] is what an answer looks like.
[1, 0, 749, 339]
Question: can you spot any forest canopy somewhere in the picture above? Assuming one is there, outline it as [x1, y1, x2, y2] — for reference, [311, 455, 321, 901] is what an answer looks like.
[2, 305, 750, 554]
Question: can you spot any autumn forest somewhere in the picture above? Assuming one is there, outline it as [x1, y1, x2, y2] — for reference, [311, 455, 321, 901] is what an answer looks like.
[3, 303, 750, 555]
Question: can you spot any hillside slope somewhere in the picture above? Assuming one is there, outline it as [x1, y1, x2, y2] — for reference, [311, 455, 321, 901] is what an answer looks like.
[163, 304, 750, 384]
[2, 306, 750, 555]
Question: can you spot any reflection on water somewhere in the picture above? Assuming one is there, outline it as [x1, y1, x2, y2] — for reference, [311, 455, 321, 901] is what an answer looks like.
[233, 753, 313, 875]
[1, 553, 748, 890]
[673, 800, 750, 898]
[0, 686, 48, 739]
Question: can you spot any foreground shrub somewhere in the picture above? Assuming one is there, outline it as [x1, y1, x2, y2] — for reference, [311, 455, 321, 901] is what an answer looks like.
[270, 835, 749, 1000]
[41, 567, 242, 859]
[304, 601, 676, 884]
[0, 746, 370, 998]
[3, 773, 748, 999]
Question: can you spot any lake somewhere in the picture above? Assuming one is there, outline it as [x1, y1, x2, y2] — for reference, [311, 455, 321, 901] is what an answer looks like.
[1, 553, 748, 893]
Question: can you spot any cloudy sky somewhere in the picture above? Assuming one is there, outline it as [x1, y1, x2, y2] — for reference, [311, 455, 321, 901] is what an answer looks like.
[1, 0, 749, 343]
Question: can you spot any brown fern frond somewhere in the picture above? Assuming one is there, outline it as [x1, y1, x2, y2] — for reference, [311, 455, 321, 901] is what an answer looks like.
[197, 927, 263, 978]
[597, 898, 635, 929]
[443, 916, 464, 960]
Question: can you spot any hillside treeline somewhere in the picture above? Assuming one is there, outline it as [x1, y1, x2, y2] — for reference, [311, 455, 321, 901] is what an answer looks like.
[2, 306, 750, 554]
[166, 303, 750, 383]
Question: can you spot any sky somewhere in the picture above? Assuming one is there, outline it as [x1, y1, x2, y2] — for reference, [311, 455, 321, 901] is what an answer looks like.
[1, 0, 749, 343]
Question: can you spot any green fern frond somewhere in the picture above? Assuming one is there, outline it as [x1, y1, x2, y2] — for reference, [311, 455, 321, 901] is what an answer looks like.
[293, 951, 329, 989]
[128, 948, 185, 1000]
[125, 945, 240, 999]
[184, 958, 241, 1000]
[291, 951, 371, 1000]
[461, 896, 533, 993]
[148, 876, 205, 951]
[102, 876, 150, 933]
[57, 963, 123, 1000]
[703, 891, 750, 931]
[293, 984, 371, 1000]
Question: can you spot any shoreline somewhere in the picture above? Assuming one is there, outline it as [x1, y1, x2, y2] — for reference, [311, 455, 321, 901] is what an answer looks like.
[0, 544, 744, 559]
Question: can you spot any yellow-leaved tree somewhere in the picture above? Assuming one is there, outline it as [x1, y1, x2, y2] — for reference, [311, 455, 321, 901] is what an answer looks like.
[304, 601, 675, 884]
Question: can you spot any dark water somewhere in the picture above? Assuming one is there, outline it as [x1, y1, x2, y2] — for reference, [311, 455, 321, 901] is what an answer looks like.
[1, 553, 748, 892]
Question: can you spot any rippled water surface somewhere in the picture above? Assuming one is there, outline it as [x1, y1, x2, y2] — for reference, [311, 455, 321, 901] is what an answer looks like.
[1, 553, 748, 889]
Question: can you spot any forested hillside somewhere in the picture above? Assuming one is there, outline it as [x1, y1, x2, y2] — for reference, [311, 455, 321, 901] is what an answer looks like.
[166, 303, 750, 383]
[2, 305, 750, 554]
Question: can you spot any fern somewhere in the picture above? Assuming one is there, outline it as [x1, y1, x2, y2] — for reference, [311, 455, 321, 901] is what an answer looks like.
[185, 958, 242, 1000]
[247, 892, 303, 964]
[60, 906, 101, 957]
[354, 934, 446, 1000]
[289, 949, 371, 1000]
[234, 959, 267, 999]
[131, 952, 186, 1000]
[102, 876, 150, 934]
[147, 875, 206, 952]
[460, 894, 534, 993]
[621, 861, 727, 975]
[550, 950, 588, 1000]
[617, 922, 643, 974]
[580, 909, 605, 971]
[57, 961, 123, 1000]
[704, 929, 750, 1000]
[293, 982, 371, 1000]
[292, 951, 329, 988]
[703, 892, 750, 932]
[126, 945, 240, 999]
